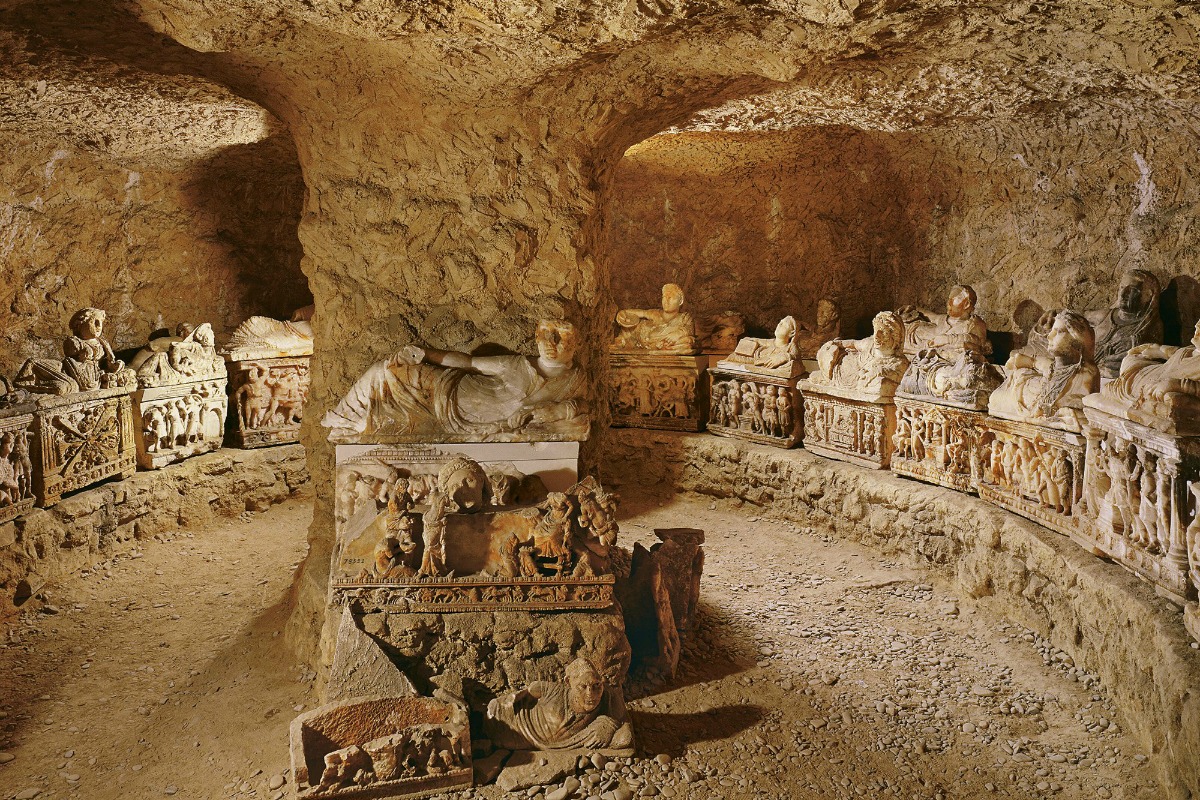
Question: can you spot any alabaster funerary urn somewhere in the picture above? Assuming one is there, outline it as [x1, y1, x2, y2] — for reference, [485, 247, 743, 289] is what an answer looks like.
[707, 301, 839, 449]
[610, 283, 709, 432]
[12, 307, 138, 507]
[797, 310, 910, 469]
[0, 381, 37, 525]
[1080, 319, 1200, 632]
[976, 309, 1100, 539]
[890, 285, 1003, 492]
[129, 322, 229, 470]
[219, 309, 313, 449]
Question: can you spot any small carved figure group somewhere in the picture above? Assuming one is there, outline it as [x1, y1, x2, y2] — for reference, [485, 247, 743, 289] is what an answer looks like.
[983, 434, 1075, 514]
[613, 371, 694, 419]
[141, 387, 220, 453]
[1085, 437, 1173, 555]
[234, 364, 308, 430]
[892, 406, 973, 474]
[317, 724, 466, 793]
[710, 380, 793, 439]
[0, 429, 32, 506]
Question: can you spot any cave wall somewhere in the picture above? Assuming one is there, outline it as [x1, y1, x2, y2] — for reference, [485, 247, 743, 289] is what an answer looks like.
[607, 105, 1200, 346]
[0, 131, 308, 379]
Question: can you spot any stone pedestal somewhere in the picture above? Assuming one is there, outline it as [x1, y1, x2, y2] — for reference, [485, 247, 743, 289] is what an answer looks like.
[132, 379, 228, 469]
[891, 396, 987, 493]
[796, 384, 895, 469]
[976, 417, 1086, 539]
[610, 352, 708, 432]
[0, 404, 36, 524]
[1080, 407, 1198, 605]
[224, 355, 310, 448]
[30, 386, 137, 507]
[707, 362, 803, 448]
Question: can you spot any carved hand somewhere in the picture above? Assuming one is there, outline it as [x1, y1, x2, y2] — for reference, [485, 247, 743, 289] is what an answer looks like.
[391, 345, 425, 367]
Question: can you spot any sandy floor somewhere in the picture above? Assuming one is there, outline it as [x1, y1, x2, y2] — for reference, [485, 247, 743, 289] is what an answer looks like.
[0, 489, 1160, 800]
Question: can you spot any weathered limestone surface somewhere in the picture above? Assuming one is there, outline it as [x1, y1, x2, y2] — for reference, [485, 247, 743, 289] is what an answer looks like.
[0, 444, 309, 620]
[601, 429, 1200, 799]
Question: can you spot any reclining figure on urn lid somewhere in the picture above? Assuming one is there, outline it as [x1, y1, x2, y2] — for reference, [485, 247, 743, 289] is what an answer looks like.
[15, 307, 136, 396]
[612, 283, 697, 354]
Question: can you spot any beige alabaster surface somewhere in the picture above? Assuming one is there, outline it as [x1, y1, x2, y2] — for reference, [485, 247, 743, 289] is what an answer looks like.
[897, 285, 1002, 411]
[988, 310, 1100, 433]
[801, 311, 909, 404]
[323, 319, 589, 443]
[1088, 269, 1163, 382]
[612, 283, 698, 355]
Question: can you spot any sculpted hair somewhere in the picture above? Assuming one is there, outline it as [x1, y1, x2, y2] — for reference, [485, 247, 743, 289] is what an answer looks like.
[69, 307, 106, 336]
[951, 284, 977, 310]
[566, 657, 601, 684]
[872, 311, 905, 353]
[1055, 309, 1095, 363]
[1125, 268, 1161, 308]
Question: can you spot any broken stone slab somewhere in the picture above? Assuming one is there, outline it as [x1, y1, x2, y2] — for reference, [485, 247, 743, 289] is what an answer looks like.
[290, 695, 471, 799]
[496, 750, 577, 792]
[325, 607, 417, 704]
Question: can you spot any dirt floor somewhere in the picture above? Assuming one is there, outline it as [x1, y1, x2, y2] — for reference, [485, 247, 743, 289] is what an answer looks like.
[0, 488, 1162, 800]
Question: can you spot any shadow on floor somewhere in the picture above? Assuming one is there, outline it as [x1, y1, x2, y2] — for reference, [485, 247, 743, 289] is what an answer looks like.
[630, 704, 767, 758]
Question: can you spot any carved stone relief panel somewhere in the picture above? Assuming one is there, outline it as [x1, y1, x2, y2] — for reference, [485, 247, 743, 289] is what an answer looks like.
[132, 379, 228, 469]
[798, 388, 895, 469]
[31, 388, 138, 507]
[225, 356, 310, 448]
[1080, 408, 1197, 604]
[891, 398, 986, 493]
[0, 406, 36, 524]
[610, 353, 708, 432]
[976, 417, 1086, 539]
[707, 366, 802, 449]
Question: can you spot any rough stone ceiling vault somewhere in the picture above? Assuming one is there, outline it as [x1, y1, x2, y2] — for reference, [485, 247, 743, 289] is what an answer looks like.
[0, 1, 1198, 164]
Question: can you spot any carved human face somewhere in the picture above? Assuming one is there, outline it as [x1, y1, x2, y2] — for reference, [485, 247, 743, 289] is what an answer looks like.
[774, 317, 797, 344]
[74, 313, 104, 341]
[1192, 320, 1200, 349]
[816, 300, 837, 327]
[947, 286, 974, 319]
[536, 321, 577, 365]
[567, 671, 604, 714]
[661, 284, 684, 314]
[1047, 314, 1079, 360]
[1117, 274, 1147, 314]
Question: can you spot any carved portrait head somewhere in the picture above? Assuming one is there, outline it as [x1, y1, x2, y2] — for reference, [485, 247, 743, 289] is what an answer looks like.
[1116, 269, 1160, 316]
[565, 657, 605, 714]
[1047, 309, 1095, 364]
[661, 283, 685, 314]
[947, 285, 978, 319]
[69, 307, 107, 341]
[774, 316, 798, 345]
[816, 299, 840, 328]
[535, 319, 578, 366]
[871, 311, 905, 356]
[438, 456, 488, 512]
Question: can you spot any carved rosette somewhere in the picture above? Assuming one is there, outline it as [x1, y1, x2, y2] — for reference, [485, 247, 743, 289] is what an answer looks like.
[797, 387, 896, 469]
[1080, 406, 1198, 604]
[707, 366, 803, 449]
[976, 417, 1087, 539]
[31, 387, 137, 507]
[132, 379, 229, 469]
[891, 397, 987, 493]
[610, 353, 709, 432]
[0, 408, 36, 524]
[224, 356, 310, 448]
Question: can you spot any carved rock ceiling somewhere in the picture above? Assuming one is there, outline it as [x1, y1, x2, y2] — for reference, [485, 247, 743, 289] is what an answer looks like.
[0, 1, 1196, 166]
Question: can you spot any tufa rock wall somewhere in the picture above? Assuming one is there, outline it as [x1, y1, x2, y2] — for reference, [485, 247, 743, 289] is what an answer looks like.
[0, 132, 308, 379]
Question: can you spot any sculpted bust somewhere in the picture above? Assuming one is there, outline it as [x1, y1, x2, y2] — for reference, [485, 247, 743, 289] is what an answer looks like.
[484, 658, 634, 752]
[16, 307, 137, 395]
[897, 285, 1001, 407]
[724, 316, 800, 372]
[988, 309, 1100, 432]
[322, 318, 589, 441]
[612, 283, 697, 354]
[1087, 269, 1162, 380]
[1088, 319, 1200, 434]
[806, 311, 909, 400]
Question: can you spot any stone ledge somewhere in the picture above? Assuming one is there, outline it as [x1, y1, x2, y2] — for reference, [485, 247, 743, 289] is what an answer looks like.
[600, 429, 1200, 800]
[0, 444, 310, 621]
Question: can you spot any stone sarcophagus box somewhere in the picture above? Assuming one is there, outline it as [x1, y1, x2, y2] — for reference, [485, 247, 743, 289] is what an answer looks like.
[220, 316, 313, 449]
[29, 387, 138, 507]
[130, 323, 228, 469]
[797, 386, 896, 469]
[0, 395, 36, 524]
[975, 418, 1087, 539]
[290, 695, 472, 799]
[891, 399, 988, 493]
[708, 363, 802, 448]
[610, 352, 708, 432]
[1079, 407, 1197, 604]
